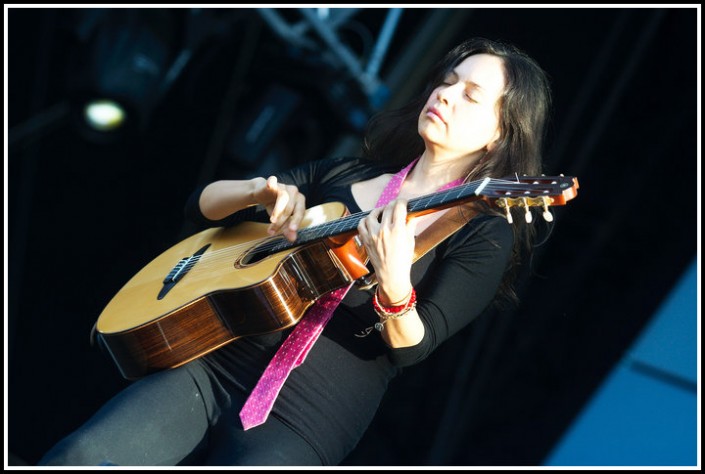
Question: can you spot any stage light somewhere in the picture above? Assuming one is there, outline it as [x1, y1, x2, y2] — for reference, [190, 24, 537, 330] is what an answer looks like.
[83, 99, 126, 131]
[66, 9, 179, 142]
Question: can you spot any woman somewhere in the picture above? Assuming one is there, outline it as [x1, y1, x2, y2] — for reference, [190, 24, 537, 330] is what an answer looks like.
[39, 37, 553, 466]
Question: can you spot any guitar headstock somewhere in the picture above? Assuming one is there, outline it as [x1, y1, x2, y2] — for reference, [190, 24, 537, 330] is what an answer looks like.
[482, 175, 579, 223]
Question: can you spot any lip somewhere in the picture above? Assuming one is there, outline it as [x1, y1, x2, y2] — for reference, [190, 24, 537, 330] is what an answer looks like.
[427, 106, 445, 123]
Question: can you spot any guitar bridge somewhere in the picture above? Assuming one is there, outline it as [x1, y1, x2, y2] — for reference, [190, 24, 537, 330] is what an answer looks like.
[158, 244, 210, 300]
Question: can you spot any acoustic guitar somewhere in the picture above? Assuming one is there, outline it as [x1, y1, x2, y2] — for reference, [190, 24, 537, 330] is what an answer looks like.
[95, 175, 579, 379]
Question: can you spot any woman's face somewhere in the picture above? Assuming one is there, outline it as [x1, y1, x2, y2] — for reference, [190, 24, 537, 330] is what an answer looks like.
[418, 53, 506, 157]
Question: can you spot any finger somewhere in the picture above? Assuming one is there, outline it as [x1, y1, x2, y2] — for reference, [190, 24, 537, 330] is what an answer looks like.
[357, 219, 365, 236]
[281, 185, 301, 226]
[261, 176, 279, 216]
[369, 207, 383, 225]
[282, 222, 298, 242]
[276, 192, 296, 227]
[277, 190, 300, 241]
[391, 199, 408, 227]
[269, 188, 290, 224]
[288, 193, 306, 231]
[364, 209, 381, 237]
[266, 175, 278, 192]
[357, 216, 370, 243]
[380, 203, 394, 228]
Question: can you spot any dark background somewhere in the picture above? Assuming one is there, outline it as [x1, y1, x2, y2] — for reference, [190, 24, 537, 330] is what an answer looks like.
[6, 6, 698, 466]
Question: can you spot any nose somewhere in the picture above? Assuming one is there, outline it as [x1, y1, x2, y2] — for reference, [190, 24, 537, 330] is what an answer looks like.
[437, 82, 460, 104]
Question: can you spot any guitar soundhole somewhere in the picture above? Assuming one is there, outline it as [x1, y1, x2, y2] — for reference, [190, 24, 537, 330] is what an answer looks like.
[236, 237, 289, 268]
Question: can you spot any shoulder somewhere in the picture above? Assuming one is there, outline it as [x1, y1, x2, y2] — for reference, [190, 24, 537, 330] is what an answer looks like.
[316, 155, 396, 176]
[282, 155, 398, 185]
[445, 213, 514, 259]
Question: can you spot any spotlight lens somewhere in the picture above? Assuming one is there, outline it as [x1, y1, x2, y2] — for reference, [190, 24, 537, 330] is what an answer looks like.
[84, 100, 126, 131]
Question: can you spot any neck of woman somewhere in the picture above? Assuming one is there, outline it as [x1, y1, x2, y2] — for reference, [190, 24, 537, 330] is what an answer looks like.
[406, 150, 485, 193]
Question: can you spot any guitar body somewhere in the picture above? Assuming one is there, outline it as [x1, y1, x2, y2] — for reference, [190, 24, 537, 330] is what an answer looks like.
[96, 202, 362, 379]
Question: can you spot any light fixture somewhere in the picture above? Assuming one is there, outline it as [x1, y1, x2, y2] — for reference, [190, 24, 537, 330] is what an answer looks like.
[83, 99, 126, 132]
[66, 9, 178, 142]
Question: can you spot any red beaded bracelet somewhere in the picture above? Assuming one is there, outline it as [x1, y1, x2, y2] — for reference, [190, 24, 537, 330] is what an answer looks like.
[355, 287, 418, 337]
[372, 287, 417, 318]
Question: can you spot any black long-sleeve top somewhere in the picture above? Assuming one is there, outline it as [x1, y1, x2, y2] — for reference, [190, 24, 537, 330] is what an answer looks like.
[184, 155, 514, 464]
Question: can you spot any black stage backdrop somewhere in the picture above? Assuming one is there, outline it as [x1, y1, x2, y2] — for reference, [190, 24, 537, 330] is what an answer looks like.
[6, 6, 698, 466]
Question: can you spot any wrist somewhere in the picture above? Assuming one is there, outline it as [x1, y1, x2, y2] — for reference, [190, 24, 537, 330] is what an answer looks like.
[376, 282, 413, 307]
[370, 286, 417, 333]
[249, 177, 267, 206]
[373, 287, 416, 318]
[355, 286, 417, 338]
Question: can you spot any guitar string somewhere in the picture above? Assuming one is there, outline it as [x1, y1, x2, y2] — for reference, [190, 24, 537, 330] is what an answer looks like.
[181, 207, 526, 286]
[175, 182, 477, 267]
[168, 179, 567, 274]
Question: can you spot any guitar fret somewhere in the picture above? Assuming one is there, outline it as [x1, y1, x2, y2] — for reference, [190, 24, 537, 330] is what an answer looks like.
[408, 181, 479, 212]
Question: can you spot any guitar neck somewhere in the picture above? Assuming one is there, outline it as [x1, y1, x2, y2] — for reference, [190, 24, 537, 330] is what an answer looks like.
[265, 173, 579, 255]
[269, 178, 491, 254]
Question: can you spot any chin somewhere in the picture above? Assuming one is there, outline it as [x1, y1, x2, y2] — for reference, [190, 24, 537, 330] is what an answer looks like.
[418, 126, 440, 145]
[418, 120, 432, 137]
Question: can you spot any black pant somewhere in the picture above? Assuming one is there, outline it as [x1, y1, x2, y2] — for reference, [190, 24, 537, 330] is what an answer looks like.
[37, 360, 323, 466]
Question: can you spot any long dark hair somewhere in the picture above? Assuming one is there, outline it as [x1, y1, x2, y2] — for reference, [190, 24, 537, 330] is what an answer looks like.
[363, 37, 554, 308]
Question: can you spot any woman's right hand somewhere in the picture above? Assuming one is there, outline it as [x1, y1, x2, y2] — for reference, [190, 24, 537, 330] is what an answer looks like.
[252, 176, 306, 242]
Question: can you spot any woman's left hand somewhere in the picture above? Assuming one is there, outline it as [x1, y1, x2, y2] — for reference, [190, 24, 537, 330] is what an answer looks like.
[357, 199, 417, 304]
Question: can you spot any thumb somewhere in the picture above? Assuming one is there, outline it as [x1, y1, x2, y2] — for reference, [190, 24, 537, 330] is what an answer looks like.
[266, 175, 278, 192]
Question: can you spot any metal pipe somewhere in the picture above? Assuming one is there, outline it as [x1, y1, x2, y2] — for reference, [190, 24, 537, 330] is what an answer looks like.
[365, 8, 403, 78]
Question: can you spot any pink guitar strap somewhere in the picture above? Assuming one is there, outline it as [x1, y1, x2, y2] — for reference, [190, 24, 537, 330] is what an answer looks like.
[239, 158, 464, 430]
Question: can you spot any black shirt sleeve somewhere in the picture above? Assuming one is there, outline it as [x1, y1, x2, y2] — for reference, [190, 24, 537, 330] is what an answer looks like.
[386, 215, 514, 367]
[183, 155, 394, 229]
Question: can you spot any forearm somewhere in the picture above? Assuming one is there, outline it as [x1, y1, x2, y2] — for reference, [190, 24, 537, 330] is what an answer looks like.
[379, 308, 425, 348]
[198, 178, 266, 221]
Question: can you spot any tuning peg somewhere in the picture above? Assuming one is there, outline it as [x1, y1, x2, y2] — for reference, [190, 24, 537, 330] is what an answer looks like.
[498, 198, 513, 223]
[521, 197, 532, 223]
[541, 196, 554, 222]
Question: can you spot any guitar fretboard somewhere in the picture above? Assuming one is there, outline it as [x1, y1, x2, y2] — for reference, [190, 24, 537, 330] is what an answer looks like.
[268, 178, 489, 254]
